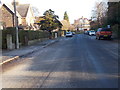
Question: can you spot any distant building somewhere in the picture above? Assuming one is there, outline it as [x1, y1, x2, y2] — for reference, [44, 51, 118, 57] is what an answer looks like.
[74, 16, 90, 31]
[68, 24, 75, 31]
[61, 20, 70, 31]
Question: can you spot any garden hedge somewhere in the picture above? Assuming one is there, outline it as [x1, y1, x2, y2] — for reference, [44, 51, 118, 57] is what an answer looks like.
[2, 28, 50, 49]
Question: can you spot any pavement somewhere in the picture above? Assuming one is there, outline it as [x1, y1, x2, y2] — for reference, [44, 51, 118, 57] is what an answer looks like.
[1, 37, 61, 65]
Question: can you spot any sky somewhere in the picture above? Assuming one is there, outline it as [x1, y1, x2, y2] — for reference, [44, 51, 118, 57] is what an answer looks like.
[2, 0, 103, 24]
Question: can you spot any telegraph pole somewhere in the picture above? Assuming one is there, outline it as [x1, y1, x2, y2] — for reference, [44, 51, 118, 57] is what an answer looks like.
[13, 0, 19, 49]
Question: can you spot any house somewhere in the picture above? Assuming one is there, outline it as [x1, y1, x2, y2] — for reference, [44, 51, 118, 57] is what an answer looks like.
[0, 3, 21, 28]
[61, 20, 70, 31]
[0, 1, 36, 30]
[16, 3, 35, 30]
[74, 16, 90, 31]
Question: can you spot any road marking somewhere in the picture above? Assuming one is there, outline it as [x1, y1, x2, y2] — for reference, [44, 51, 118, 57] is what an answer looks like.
[0, 56, 19, 65]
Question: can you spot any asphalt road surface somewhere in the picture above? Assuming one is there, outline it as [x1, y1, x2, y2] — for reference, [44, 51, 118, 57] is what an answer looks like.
[2, 34, 119, 88]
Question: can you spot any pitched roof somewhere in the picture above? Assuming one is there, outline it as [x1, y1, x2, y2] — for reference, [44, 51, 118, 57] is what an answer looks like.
[16, 4, 30, 17]
[1, 3, 21, 18]
[7, 4, 21, 17]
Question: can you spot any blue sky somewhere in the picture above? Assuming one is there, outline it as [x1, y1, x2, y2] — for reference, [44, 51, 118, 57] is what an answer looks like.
[2, 0, 104, 24]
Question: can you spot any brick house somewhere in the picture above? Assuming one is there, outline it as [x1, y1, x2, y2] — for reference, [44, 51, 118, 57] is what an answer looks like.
[0, 4, 21, 28]
[0, 2, 36, 30]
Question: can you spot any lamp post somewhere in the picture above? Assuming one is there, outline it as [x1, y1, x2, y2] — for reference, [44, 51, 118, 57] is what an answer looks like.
[13, 0, 19, 49]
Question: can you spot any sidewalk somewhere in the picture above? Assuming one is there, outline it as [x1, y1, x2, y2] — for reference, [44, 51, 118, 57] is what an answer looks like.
[1, 38, 60, 65]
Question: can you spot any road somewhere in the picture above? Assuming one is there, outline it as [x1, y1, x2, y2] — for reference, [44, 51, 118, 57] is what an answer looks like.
[2, 34, 119, 88]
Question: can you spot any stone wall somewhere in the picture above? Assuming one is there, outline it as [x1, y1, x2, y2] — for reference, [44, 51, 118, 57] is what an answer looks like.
[28, 38, 49, 45]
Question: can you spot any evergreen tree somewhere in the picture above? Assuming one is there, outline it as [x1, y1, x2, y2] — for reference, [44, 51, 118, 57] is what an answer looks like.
[64, 11, 69, 22]
[39, 9, 62, 38]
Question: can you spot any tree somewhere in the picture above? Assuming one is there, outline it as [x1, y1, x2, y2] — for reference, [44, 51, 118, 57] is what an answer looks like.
[61, 11, 71, 31]
[107, 1, 120, 38]
[107, 2, 119, 25]
[64, 11, 69, 22]
[39, 9, 62, 37]
[90, 1, 108, 30]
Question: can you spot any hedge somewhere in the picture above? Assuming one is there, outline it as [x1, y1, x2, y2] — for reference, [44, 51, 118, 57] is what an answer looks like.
[18, 30, 50, 45]
[2, 28, 50, 49]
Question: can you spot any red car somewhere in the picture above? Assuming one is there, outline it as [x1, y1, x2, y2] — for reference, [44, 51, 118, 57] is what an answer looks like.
[96, 28, 112, 40]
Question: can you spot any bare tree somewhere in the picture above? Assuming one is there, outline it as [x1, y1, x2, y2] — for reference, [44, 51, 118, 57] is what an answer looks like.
[90, 1, 108, 29]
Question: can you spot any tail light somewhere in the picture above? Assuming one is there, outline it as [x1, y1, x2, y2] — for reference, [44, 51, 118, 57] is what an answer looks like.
[100, 31, 105, 34]
[106, 31, 112, 34]
[100, 31, 112, 35]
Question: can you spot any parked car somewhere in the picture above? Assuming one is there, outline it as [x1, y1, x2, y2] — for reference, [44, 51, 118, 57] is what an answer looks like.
[96, 28, 112, 40]
[89, 30, 96, 36]
[65, 32, 73, 37]
[72, 32, 75, 35]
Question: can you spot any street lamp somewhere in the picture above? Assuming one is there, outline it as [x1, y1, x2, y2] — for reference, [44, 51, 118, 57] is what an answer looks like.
[13, 0, 19, 49]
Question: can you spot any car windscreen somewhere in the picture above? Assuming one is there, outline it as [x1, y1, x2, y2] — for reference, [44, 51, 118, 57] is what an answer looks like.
[90, 31, 95, 32]
[66, 32, 71, 34]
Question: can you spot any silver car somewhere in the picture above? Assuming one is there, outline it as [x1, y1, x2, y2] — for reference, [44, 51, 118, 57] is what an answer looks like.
[89, 31, 96, 36]
[65, 32, 73, 37]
